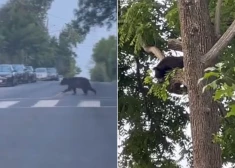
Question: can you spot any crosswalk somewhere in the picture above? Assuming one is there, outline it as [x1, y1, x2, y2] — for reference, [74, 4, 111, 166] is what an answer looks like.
[0, 101, 19, 108]
[0, 98, 116, 108]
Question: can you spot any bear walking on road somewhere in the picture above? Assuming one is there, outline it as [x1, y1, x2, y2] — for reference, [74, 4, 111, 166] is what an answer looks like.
[60, 77, 96, 95]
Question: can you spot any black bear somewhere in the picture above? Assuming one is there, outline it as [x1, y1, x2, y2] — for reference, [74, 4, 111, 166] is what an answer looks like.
[60, 77, 96, 95]
[153, 56, 184, 82]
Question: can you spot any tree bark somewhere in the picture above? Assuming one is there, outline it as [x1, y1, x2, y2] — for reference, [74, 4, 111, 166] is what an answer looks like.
[177, 0, 222, 168]
[214, 0, 223, 38]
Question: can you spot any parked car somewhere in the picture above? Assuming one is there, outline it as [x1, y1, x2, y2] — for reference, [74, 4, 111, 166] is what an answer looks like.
[35, 68, 48, 80]
[12, 64, 30, 83]
[47, 67, 59, 81]
[0, 64, 19, 86]
[25, 66, 37, 83]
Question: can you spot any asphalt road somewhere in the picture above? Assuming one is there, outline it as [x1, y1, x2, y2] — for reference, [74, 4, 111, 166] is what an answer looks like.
[0, 80, 117, 168]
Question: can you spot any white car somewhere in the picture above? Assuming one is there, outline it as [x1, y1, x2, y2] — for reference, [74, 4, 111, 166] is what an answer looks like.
[35, 68, 48, 80]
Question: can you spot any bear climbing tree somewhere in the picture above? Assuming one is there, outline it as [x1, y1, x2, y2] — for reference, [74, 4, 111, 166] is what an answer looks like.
[153, 56, 187, 94]
[153, 56, 184, 82]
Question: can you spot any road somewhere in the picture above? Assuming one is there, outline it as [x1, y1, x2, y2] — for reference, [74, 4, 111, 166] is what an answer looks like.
[0, 81, 117, 168]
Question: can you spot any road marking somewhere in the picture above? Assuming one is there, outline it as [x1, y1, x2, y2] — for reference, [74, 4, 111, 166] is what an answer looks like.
[53, 92, 63, 98]
[0, 95, 116, 101]
[77, 100, 101, 107]
[0, 106, 116, 109]
[32, 100, 59, 107]
[0, 101, 19, 108]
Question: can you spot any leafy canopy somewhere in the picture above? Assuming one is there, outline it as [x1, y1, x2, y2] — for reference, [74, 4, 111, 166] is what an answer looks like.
[0, 0, 83, 77]
[90, 35, 117, 82]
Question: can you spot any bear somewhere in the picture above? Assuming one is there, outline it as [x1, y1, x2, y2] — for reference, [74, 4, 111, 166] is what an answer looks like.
[60, 77, 96, 95]
[153, 56, 184, 82]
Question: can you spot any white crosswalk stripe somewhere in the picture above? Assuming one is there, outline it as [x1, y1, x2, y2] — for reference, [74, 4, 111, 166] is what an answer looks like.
[77, 100, 101, 107]
[0, 101, 19, 108]
[31, 100, 59, 107]
[0, 99, 115, 108]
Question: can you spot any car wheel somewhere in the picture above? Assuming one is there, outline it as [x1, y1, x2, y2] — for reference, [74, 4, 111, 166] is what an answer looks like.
[9, 79, 15, 87]
[13, 78, 17, 86]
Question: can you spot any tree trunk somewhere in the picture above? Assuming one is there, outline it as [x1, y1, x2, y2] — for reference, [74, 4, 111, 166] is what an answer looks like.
[177, 1, 222, 168]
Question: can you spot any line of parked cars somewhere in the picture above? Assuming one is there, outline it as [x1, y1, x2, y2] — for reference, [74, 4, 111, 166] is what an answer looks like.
[0, 64, 60, 87]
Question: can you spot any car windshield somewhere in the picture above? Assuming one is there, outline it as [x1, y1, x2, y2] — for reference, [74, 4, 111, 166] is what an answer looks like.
[26, 66, 33, 71]
[0, 65, 12, 72]
[47, 68, 57, 73]
[35, 68, 46, 72]
[12, 65, 24, 71]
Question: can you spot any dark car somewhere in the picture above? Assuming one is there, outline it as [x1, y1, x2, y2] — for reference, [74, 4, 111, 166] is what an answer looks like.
[0, 64, 19, 86]
[47, 68, 59, 81]
[12, 64, 30, 83]
[25, 66, 37, 83]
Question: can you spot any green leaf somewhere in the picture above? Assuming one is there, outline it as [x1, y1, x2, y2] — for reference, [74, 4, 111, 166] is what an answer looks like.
[226, 104, 235, 117]
[213, 90, 224, 100]
[203, 71, 220, 79]
[144, 76, 153, 84]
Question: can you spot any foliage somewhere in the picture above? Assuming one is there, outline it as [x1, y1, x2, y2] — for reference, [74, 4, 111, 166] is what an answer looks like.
[75, 66, 82, 74]
[200, 61, 235, 164]
[118, 51, 189, 168]
[90, 35, 117, 82]
[0, 0, 82, 76]
[119, 0, 167, 55]
[144, 68, 182, 101]
[72, 0, 117, 35]
[166, 0, 235, 35]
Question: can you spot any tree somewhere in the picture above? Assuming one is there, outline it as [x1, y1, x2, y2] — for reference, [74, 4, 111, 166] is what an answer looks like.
[89, 35, 117, 82]
[75, 66, 82, 75]
[72, 0, 117, 35]
[55, 23, 83, 77]
[177, 1, 222, 167]
[0, 0, 82, 77]
[90, 63, 109, 82]
[0, 0, 52, 64]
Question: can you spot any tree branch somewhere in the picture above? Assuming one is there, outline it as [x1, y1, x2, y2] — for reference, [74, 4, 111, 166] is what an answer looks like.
[142, 44, 165, 60]
[168, 39, 182, 51]
[135, 57, 151, 119]
[214, 0, 223, 38]
[202, 19, 235, 64]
